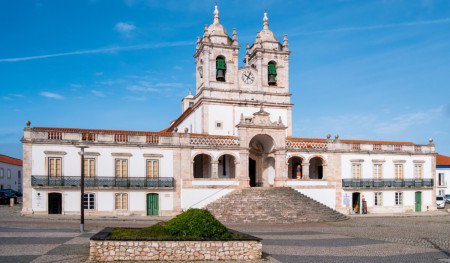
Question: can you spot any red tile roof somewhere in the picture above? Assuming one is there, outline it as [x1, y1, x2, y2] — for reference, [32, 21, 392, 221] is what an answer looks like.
[0, 154, 22, 166]
[437, 154, 450, 166]
[165, 107, 194, 132]
[33, 127, 172, 136]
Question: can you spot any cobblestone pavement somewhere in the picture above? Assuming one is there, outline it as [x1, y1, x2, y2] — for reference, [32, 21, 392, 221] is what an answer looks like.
[0, 204, 449, 262]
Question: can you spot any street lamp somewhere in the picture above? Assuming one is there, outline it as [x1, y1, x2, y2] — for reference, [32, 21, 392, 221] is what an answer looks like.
[76, 145, 89, 232]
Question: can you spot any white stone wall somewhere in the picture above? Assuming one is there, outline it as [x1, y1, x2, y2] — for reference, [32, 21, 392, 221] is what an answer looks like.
[0, 161, 22, 192]
[436, 167, 450, 196]
[181, 188, 235, 210]
[294, 188, 336, 209]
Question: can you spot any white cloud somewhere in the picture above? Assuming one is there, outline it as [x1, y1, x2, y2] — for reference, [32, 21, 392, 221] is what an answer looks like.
[114, 22, 136, 37]
[173, 66, 183, 70]
[40, 91, 64, 99]
[125, 96, 147, 101]
[2, 96, 12, 101]
[91, 90, 105, 97]
[95, 72, 104, 76]
[70, 83, 83, 88]
[10, 94, 25, 98]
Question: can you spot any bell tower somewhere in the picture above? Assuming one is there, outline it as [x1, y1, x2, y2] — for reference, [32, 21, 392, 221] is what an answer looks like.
[194, 4, 240, 95]
[247, 12, 291, 93]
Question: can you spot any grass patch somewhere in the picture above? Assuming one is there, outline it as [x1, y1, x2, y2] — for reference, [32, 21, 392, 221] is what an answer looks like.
[109, 209, 246, 239]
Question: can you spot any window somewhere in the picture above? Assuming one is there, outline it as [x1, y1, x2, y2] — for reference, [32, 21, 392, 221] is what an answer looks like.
[48, 157, 62, 177]
[115, 193, 128, 210]
[215, 121, 222, 129]
[84, 193, 95, 210]
[374, 192, 382, 206]
[414, 164, 422, 180]
[373, 164, 382, 179]
[394, 145, 402, 151]
[115, 159, 127, 178]
[394, 164, 403, 180]
[438, 173, 445, 186]
[189, 102, 194, 107]
[146, 160, 159, 179]
[0, 168, 3, 179]
[7, 169, 11, 179]
[18, 171, 21, 185]
[84, 159, 95, 178]
[351, 163, 361, 179]
[438, 190, 445, 196]
[395, 192, 403, 205]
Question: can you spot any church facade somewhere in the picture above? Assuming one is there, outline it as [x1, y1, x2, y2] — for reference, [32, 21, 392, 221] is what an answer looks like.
[21, 5, 437, 217]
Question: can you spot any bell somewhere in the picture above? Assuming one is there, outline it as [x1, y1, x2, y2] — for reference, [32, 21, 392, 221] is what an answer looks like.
[216, 69, 225, 81]
[268, 74, 276, 85]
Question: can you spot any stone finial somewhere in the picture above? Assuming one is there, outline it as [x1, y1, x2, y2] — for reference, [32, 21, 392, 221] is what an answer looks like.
[327, 134, 331, 139]
[335, 134, 339, 140]
[25, 120, 31, 128]
[278, 116, 282, 124]
[283, 34, 289, 51]
[174, 127, 178, 133]
[429, 138, 434, 144]
[263, 11, 269, 30]
[184, 127, 189, 133]
[204, 24, 208, 33]
[213, 3, 219, 24]
[196, 37, 200, 50]
[232, 28, 238, 46]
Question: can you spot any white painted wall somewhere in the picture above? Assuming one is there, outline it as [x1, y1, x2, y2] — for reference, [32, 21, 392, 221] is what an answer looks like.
[295, 188, 336, 208]
[181, 188, 234, 210]
[177, 105, 203, 134]
[0, 161, 22, 192]
[341, 154, 433, 179]
[31, 145, 173, 178]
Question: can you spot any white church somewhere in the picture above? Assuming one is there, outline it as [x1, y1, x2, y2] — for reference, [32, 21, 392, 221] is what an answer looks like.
[21, 5, 437, 218]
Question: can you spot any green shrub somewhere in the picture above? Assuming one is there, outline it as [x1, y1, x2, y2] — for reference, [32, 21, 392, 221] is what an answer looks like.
[109, 222, 171, 238]
[165, 208, 232, 238]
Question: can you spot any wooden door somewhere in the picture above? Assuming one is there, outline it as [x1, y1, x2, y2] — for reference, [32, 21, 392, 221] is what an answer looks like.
[147, 194, 159, 216]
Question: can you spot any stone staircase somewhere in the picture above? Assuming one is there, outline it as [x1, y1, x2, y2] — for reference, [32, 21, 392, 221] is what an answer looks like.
[205, 187, 348, 224]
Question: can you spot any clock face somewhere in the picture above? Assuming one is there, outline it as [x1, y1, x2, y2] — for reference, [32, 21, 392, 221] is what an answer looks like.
[241, 70, 255, 84]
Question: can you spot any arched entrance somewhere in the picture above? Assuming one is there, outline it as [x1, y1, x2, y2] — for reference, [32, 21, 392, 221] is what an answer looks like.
[288, 156, 303, 179]
[48, 192, 62, 214]
[248, 134, 275, 187]
[193, 154, 212, 178]
[218, 154, 236, 178]
[309, 157, 324, 179]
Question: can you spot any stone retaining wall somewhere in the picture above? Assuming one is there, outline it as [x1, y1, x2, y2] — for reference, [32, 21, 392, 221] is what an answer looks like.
[89, 228, 262, 261]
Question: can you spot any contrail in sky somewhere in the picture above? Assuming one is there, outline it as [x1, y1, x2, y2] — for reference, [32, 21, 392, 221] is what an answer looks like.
[291, 17, 450, 36]
[1, 17, 449, 62]
[0, 41, 194, 62]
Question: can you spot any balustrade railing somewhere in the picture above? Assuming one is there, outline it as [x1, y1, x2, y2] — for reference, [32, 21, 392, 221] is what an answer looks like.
[31, 176, 174, 188]
[342, 179, 433, 188]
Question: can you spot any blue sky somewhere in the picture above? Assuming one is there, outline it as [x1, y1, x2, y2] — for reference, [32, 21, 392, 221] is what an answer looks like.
[1, 0, 449, 159]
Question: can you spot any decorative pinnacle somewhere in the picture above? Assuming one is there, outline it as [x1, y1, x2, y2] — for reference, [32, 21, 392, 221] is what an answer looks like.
[263, 11, 269, 30]
[232, 28, 237, 40]
[213, 4, 219, 24]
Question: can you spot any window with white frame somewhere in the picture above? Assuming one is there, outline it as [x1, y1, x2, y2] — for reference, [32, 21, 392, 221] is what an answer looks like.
[394, 164, 403, 180]
[438, 173, 445, 186]
[84, 193, 95, 210]
[48, 157, 62, 177]
[395, 192, 403, 205]
[115, 193, 128, 210]
[146, 160, 159, 179]
[373, 164, 382, 179]
[414, 164, 423, 180]
[115, 159, 128, 178]
[7, 169, 11, 179]
[351, 163, 361, 179]
[0, 168, 3, 179]
[215, 121, 223, 129]
[84, 158, 95, 178]
[374, 192, 382, 206]
[438, 190, 445, 196]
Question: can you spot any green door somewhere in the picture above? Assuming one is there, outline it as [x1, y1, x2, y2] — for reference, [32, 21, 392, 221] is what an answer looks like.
[415, 192, 421, 212]
[147, 194, 159, 216]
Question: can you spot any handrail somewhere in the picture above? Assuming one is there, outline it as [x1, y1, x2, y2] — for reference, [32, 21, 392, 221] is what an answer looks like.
[31, 175, 174, 188]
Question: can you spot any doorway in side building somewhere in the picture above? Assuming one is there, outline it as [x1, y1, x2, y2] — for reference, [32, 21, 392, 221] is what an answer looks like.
[147, 193, 159, 216]
[415, 191, 422, 212]
[48, 192, 62, 214]
[352, 192, 361, 214]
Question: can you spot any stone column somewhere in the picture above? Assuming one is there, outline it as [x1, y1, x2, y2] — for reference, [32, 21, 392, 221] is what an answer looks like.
[238, 151, 249, 187]
[274, 152, 287, 187]
[211, 161, 219, 179]
[302, 162, 310, 180]
[21, 143, 33, 215]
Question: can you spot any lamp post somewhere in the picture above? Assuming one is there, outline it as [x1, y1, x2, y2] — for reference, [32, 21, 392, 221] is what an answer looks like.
[77, 145, 88, 232]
